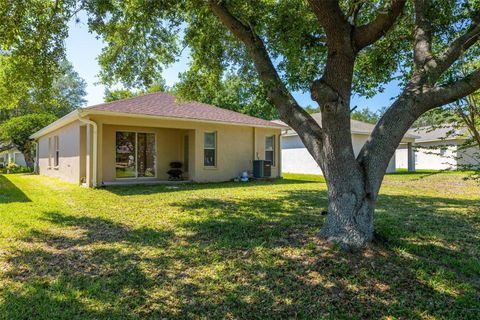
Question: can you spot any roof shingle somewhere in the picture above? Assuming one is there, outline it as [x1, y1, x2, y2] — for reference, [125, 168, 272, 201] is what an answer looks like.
[86, 92, 284, 128]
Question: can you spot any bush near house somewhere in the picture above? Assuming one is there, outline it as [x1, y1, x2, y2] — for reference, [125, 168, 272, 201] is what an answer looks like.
[2, 162, 33, 174]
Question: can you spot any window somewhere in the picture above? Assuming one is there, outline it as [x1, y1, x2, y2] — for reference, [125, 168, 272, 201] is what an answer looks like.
[265, 135, 275, 166]
[54, 136, 59, 167]
[204, 132, 216, 167]
[48, 137, 52, 167]
[115, 131, 156, 179]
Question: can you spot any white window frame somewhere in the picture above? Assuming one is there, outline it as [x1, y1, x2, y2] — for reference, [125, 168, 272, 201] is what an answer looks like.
[265, 135, 275, 166]
[115, 130, 157, 180]
[203, 131, 217, 168]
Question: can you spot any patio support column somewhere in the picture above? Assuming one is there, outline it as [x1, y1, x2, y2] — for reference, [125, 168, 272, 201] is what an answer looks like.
[85, 124, 92, 186]
[253, 127, 257, 160]
[96, 122, 103, 186]
[79, 117, 98, 187]
[278, 133, 282, 178]
[33, 141, 39, 174]
[407, 142, 415, 172]
[193, 128, 201, 182]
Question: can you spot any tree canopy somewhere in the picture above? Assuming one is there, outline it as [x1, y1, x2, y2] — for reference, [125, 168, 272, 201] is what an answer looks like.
[104, 80, 168, 102]
[0, 60, 87, 122]
[0, 113, 57, 166]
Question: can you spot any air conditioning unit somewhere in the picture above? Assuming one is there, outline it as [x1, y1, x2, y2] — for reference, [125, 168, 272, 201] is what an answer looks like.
[253, 160, 272, 178]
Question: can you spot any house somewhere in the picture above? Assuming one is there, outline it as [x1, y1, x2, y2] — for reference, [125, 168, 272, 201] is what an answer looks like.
[0, 143, 27, 168]
[396, 126, 479, 170]
[29, 92, 285, 186]
[275, 113, 418, 175]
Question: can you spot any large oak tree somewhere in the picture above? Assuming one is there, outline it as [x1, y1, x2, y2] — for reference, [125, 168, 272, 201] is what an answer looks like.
[2, 0, 480, 249]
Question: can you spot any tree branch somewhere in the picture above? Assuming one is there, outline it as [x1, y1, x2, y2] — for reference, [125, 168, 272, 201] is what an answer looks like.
[353, 0, 406, 50]
[346, 0, 364, 26]
[307, 0, 351, 46]
[428, 12, 480, 81]
[413, 0, 433, 71]
[207, 0, 324, 158]
[418, 68, 480, 110]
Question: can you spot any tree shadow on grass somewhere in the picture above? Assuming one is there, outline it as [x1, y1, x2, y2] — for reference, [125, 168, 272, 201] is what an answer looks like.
[0, 174, 31, 203]
[0, 189, 479, 318]
[26, 212, 175, 248]
[104, 178, 317, 197]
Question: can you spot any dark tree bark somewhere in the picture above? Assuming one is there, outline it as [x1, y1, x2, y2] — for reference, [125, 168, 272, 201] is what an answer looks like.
[18, 142, 35, 168]
[208, 0, 480, 249]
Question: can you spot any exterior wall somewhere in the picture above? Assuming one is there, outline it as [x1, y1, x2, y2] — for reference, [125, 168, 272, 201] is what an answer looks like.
[101, 124, 186, 182]
[35, 114, 281, 185]
[413, 140, 458, 170]
[13, 151, 27, 166]
[88, 114, 281, 184]
[281, 135, 322, 174]
[281, 133, 397, 175]
[457, 143, 480, 169]
[252, 127, 281, 176]
[395, 144, 409, 169]
[37, 121, 82, 184]
[0, 148, 26, 166]
[0, 151, 6, 166]
[397, 139, 480, 170]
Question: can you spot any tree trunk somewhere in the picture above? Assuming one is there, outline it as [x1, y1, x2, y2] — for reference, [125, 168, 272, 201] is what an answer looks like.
[19, 142, 34, 168]
[320, 180, 376, 250]
[23, 151, 34, 168]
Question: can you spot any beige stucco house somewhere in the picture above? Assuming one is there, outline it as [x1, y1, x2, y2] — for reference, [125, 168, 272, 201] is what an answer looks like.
[30, 92, 285, 187]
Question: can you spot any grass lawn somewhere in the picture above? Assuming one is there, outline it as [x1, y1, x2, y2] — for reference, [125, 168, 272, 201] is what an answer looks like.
[0, 172, 479, 319]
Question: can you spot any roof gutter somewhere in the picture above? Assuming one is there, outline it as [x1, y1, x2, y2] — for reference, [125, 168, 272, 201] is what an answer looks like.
[82, 109, 286, 129]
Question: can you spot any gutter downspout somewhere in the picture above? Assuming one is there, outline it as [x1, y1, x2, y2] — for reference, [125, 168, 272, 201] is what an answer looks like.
[32, 141, 39, 174]
[78, 113, 98, 188]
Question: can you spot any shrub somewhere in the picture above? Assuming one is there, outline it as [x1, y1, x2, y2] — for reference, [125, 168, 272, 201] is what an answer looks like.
[5, 161, 32, 174]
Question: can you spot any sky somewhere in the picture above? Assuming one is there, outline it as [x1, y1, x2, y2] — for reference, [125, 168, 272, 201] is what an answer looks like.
[65, 12, 400, 112]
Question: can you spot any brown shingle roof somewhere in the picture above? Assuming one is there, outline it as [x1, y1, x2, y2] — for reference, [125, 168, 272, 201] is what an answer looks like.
[86, 92, 285, 128]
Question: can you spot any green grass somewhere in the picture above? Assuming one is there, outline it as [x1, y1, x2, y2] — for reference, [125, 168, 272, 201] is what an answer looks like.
[0, 172, 479, 319]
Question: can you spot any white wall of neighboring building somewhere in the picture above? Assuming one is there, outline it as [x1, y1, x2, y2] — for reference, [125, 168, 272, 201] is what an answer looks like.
[457, 144, 480, 169]
[396, 139, 480, 170]
[282, 135, 323, 174]
[281, 134, 396, 175]
[414, 141, 458, 170]
[395, 145, 409, 169]
[0, 148, 27, 167]
[13, 151, 27, 166]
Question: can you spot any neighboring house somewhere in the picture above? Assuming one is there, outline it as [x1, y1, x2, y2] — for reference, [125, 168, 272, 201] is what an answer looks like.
[0, 144, 27, 167]
[275, 113, 418, 175]
[396, 126, 479, 170]
[30, 92, 285, 186]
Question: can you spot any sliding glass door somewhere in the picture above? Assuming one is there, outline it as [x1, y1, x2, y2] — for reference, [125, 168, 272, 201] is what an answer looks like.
[116, 131, 156, 179]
